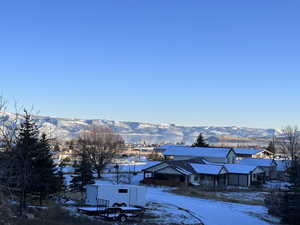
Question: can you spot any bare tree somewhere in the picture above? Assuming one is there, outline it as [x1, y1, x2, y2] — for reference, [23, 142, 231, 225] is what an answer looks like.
[277, 126, 300, 160]
[0, 96, 21, 203]
[74, 125, 124, 178]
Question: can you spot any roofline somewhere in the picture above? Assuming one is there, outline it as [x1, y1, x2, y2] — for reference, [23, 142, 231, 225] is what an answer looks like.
[226, 148, 236, 158]
[193, 165, 228, 176]
[141, 161, 165, 171]
[155, 165, 192, 175]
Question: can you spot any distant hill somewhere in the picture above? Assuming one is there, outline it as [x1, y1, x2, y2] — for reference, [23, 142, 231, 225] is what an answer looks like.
[0, 112, 279, 145]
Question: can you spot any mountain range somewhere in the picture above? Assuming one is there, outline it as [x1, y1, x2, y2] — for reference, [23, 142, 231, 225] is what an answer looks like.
[0, 112, 278, 146]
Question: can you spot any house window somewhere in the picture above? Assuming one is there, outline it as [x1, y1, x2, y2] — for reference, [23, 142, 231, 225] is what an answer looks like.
[194, 176, 199, 181]
[118, 189, 128, 193]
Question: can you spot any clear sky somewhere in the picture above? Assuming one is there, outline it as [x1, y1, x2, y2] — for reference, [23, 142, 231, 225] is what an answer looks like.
[0, 0, 299, 129]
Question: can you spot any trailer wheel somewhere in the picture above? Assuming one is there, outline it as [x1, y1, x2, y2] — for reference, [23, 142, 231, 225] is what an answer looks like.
[120, 203, 127, 207]
[118, 214, 127, 222]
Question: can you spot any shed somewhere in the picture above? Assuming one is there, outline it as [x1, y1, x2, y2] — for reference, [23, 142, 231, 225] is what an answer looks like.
[224, 164, 265, 186]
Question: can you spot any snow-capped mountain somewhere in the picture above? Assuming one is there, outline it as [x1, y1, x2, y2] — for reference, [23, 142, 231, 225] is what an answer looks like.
[0, 112, 278, 145]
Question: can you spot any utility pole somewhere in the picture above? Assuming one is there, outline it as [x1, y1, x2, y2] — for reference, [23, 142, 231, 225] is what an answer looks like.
[115, 164, 119, 184]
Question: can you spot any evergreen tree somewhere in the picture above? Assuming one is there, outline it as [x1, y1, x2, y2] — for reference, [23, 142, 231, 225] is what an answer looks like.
[11, 111, 40, 215]
[266, 138, 276, 154]
[192, 133, 209, 147]
[265, 159, 300, 225]
[56, 168, 66, 200]
[32, 133, 59, 205]
[70, 155, 94, 192]
[279, 159, 300, 225]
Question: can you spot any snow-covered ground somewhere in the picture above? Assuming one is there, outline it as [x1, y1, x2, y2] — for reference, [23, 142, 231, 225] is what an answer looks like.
[62, 163, 279, 225]
[147, 187, 277, 225]
[92, 175, 278, 225]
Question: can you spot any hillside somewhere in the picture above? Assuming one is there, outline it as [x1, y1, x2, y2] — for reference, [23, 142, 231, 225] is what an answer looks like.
[0, 112, 278, 145]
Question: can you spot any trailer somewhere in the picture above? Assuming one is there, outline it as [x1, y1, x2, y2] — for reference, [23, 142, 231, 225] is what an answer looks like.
[85, 184, 147, 208]
[98, 207, 144, 222]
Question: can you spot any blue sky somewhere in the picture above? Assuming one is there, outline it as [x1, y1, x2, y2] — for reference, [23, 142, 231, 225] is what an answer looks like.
[0, 0, 299, 129]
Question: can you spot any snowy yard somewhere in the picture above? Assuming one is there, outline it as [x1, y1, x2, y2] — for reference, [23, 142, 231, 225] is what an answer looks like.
[90, 175, 278, 225]
[147, 187, 278, 225]
[63, 164, 280, 225]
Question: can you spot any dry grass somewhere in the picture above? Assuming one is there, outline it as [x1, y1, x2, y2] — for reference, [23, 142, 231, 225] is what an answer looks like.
[171, 187, 265, 206]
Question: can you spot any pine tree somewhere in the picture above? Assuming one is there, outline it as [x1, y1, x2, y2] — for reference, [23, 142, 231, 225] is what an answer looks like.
[56, 168, 66, 200]
[266, 139, 276, 154]
[192, 133, 209, 147]
[32, 133, 59, 205]
[70, 155, 94, 193]
[265, 158, 300, 225]
[11, 111, 40, 215]
[279, 159, 300, 225]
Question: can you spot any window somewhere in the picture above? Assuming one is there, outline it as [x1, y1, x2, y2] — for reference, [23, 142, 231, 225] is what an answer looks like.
[118, 189, 128, 193]
[194, 176, 199, 181]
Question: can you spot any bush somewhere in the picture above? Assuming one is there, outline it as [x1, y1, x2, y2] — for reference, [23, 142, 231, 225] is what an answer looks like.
[264, 191, 285, 216]
[265, 189, 300, 225]
[11, 205, 109, 225]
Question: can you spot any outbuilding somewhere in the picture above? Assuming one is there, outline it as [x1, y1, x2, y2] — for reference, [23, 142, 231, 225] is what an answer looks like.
[224, 164, 265, 186]
[239, 158, 277, 179]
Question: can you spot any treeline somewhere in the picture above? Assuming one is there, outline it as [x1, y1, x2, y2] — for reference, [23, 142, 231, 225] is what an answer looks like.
[265, 126, 300, 225]
[0, 96, 125, 218]
[0, 111, 63, 216]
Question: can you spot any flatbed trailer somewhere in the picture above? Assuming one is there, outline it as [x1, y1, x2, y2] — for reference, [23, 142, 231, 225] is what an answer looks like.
[98, 206, 145, 222]
[78, 206, 144, 222]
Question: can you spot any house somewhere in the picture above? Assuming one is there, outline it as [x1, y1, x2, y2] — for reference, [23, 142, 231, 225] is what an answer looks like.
[161, 145, 236, 164]
[239, 158, 277, 179]
[142, 159, 265, 187]
[234, 148, 273, 159]
[234, 148, 264, 159]
[142, 159, 203, 186]
[190, 163, 227, 187]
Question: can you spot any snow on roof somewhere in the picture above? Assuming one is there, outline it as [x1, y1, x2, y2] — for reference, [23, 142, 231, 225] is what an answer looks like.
[175, 167, 193, 175]
[190, 163, 224, 175]
[234, 148, 263, 155]
[275, 160, 291, 171]
[224, 164, 257, 174]
[239, 158, 276, 167]
[62, 166, 75, 173]
[163, 145, 232, 158]
[119, 161, 161, 172]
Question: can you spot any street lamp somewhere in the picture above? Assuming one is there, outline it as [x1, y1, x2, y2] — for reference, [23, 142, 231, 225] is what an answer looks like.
[114, 164, 119, 184]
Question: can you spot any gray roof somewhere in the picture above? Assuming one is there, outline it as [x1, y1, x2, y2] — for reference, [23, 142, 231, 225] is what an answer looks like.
[162, 145, 233, 158]
[234, 148, 263, 155]
[190, 164, 224, 175]
[224, 164, 258, 174]
[239, 158, 276, 167]
[142, 158, 204, 175]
